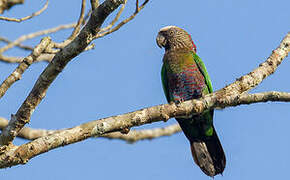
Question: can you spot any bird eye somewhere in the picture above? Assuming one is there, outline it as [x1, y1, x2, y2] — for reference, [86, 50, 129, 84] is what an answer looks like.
[169, 29, 175, 36]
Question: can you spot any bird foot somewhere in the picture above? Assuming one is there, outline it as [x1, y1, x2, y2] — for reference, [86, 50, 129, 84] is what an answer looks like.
[175, 99, 185, 106]
[120, 127, 130, 134]
[0, 145, 7, 155]
[161, 113, 170, 122]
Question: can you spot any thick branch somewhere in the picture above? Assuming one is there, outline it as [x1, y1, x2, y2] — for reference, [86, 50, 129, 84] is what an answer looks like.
[0, 0, 125, 146]
[0, 91, 290, 168]
[2, 91, 288, 142]
[237, 91, 290, 105]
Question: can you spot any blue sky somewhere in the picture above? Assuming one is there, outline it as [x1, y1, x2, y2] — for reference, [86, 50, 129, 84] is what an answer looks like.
[0, 0, 290, 179]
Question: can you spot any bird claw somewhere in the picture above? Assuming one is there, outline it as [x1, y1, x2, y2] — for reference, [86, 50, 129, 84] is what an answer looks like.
[120, 127, 130, 134]
[175, 99, 185, 106]
[161, 113, 170, 122]
[161, 105, 170, 122]
[0, 145, 7, 155]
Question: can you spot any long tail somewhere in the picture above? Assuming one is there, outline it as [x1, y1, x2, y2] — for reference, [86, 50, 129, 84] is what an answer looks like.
[177, 118, 226, 177]
[190, 127, 226, 177]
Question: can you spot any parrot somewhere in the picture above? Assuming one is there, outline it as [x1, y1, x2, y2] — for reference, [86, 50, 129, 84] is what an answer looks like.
[156, 26, 226, 177]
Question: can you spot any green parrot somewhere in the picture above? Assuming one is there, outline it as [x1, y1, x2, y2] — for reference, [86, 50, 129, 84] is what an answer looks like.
[156, 26, 226, 177]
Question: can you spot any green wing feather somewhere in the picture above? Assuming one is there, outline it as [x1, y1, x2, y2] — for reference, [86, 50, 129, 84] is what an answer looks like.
[191, 52, 213, 94]
[191, 52, 214, 136]
[161, 64, 171, 102]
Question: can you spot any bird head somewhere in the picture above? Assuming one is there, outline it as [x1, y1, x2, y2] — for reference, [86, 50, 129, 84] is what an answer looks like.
[156, 26, 196, 52]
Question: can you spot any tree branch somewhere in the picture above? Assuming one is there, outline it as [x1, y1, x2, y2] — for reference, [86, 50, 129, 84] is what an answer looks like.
[0, 0, 149, 65]
[0, 37, 52, 99]
[0, 23, 77, 64]
[96, 0, 149, 38]
[0, 90, 290, 168]
[2, 91, 288, 142]
[0, 31, 289, 168]
[236, 91, 290, 105]
[101, 124, 181, 143]
[0, 53, 54, 63]
[0, 36, 33, 51]
[100, 0, 127, 32]
[0, 117, 181, 142]
[0, 0, 24, 14]
[0, 23, 75, 56]
[69, 0, 86, 39]
[90, 0, 99, 11]
[0, 0, 48, 22]
[0, 0, 125, 146]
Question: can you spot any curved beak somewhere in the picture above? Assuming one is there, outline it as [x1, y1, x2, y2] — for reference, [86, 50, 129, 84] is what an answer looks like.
[156, 33, 166, 48]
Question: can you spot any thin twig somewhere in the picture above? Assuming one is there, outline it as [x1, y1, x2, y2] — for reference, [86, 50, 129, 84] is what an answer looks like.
[90, 0, 99, 11]
[0, 23, 75, 55]
[96, 0, 149, 38]
[0, 55, 23, 63]
[82, 10, 92, 26]
[69, 0, 86, 39]
[103, 124, 181, 143]
[54, 0, 87, 49]
[100, 0, 127, 32]
[0, 45, 94, 64]
[0, 53, 54, 63]
[0, 0, 49, 22]
[0, 37, 33, 51]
